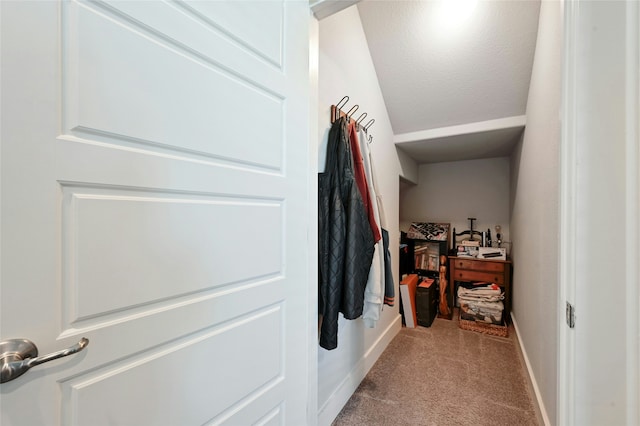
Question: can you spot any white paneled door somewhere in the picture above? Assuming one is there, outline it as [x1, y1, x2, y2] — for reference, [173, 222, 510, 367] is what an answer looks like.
[1, 1, 311, 425]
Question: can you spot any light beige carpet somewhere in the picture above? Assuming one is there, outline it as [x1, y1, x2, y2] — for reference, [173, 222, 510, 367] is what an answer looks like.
[332, 315, 540, 426]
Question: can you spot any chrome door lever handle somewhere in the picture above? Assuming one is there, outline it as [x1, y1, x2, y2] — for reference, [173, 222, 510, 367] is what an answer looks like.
[0, 338, 89, 383]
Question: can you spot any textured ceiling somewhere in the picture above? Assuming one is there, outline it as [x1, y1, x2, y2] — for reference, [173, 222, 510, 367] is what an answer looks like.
[356, 0, 540, 163]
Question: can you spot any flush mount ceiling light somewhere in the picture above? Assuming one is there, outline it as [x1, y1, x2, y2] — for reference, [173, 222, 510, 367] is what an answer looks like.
[435, 0, 478, 32]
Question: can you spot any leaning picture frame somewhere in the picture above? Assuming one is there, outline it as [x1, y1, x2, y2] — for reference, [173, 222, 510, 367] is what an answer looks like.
[407, 222, 451, 272]
[413, 241, 441, 271]
[406, 222, 450, 246]
[405, 222, 453, 320]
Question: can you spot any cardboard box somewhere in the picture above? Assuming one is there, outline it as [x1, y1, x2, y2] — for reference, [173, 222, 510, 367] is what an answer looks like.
[477, 247, 506, 260]
[456, 245, 479, 258]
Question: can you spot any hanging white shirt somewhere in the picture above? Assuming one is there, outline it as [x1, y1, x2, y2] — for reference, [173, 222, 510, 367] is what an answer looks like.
[359, 128, 385, 328]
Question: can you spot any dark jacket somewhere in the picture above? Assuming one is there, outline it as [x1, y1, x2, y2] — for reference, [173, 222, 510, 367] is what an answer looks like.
[318, 117, 375, 350]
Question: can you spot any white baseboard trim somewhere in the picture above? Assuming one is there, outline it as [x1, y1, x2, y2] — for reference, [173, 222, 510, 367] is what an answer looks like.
[511, 313, 551, 426]
[317, 315, 402, 426]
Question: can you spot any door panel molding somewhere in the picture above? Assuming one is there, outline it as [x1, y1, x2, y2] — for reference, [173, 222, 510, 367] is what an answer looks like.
[1, 1, 311, 423]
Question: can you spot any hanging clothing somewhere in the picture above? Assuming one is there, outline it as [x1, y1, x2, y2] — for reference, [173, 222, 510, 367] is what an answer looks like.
[382, 228, 394, 306]
[317, 119, 345, 347]
[358, 127, 385, 328]
[348, 121, 381, 244]
[318, 117, 375, 350]
[366, 140, 395, 307]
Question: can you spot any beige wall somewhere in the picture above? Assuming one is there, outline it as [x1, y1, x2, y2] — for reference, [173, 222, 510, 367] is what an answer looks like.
[317, 5, 403, 425]
[400, 157, 511, 250]
[509, 1, 562, 423]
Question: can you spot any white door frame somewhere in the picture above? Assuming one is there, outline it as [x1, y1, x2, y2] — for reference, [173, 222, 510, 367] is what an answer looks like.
[307, 9, 320, 426]
[558, 1, 579, 423]
[558, 0, 640, 424]
[624, 2, 640, 423]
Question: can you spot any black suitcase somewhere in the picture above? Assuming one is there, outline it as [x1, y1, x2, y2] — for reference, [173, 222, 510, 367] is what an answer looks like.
[416, 279, 438, 327]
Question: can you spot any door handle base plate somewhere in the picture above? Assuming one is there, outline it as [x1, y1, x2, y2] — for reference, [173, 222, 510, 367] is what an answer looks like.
[0, 339, 38, 362]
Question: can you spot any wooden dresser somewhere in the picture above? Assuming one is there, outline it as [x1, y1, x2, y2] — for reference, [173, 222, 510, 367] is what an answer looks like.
[448, 256, 512, 318]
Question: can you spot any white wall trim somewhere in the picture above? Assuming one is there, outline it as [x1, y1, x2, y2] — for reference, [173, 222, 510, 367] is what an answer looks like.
[307, 12, 320, 426]
[512, 314, 551, 426]
[394, 115, 526, 145]
[557, 0, 578, 424]
[625, 1, 640, 423]
[309, 0, 360, 20]
[317, 316, 402, 426]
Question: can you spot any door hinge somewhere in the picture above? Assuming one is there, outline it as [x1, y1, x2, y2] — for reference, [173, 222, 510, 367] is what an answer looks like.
[566, 301, 575, 328]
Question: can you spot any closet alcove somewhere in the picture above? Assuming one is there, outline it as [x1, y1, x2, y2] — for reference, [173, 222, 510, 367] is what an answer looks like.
[314, 1, 561, 425]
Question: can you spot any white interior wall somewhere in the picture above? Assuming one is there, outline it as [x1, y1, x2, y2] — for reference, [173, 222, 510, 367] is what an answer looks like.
[317, 5, 402, 425]
[399, 157, 511, 249]
[397, 147, 419, 184]
[509, 1, 561, 424]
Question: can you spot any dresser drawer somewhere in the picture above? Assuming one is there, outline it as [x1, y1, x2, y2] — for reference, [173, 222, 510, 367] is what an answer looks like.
[454, 269, 504, 284]
[454, 259, 504, 272]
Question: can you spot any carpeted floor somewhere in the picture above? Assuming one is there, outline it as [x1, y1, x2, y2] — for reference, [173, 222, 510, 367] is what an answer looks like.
[332, 315, 540, 426]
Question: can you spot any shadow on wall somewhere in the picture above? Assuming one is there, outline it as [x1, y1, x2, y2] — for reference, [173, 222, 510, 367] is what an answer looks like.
[508, 132, 525, 260]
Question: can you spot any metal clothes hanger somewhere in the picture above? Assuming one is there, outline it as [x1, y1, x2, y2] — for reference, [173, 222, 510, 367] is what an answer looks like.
[346, 104, 359, 122]
[334, 95, 349, 121]
[364, 119, 375, 143]
[356, 112, 367, 128]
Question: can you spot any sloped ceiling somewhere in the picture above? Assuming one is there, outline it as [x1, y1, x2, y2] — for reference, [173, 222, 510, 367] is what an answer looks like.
[356, 0, 541, 164]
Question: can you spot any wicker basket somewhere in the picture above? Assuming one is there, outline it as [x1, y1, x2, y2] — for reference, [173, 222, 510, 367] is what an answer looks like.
[459, 318, 508, 337]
